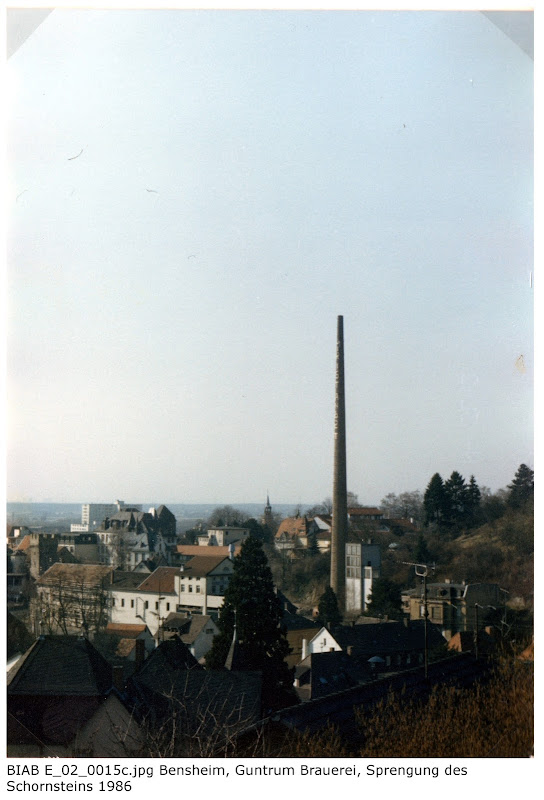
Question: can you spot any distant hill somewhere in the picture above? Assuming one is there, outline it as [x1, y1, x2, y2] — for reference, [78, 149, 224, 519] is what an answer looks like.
[6, 501, 304, 527]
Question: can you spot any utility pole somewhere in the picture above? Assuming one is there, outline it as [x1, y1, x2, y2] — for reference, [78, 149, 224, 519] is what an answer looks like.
[474, 602, 479, 658]
[403, 561, 435, 679]
[474, 603, 496, 659]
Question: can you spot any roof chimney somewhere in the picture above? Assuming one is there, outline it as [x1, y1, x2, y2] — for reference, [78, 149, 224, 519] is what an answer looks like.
[301, 638, 308, 660]
[112, 665, 124, 692]
[134, 638, 146, 668]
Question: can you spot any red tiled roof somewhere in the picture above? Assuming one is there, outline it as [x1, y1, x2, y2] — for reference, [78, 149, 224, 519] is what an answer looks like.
[348, 507, 383, 516]
[15, 535, 32, 552]
[177, 544, 241, 556]
[116, 639, 137, 658]
[106, 623, 148, 638]
[275, 517, 310, 539]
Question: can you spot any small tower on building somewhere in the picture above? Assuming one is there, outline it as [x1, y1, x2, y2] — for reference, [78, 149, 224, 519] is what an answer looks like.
[262, 493, 274, 534]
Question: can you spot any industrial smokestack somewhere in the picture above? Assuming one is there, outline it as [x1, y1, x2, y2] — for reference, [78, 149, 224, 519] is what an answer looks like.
[330, 315, 348, 611]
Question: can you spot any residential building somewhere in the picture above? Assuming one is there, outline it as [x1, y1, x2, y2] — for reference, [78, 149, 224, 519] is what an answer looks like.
[27, 532, 60, 580]
[7, 548, 29, 604]
[109, 567, 179, 635]
[96, 504, 176, 569]
[126, 638, 262, 757]
[57, 532, 100, 563]
[34, 563, 114, 635]
[401, 581, 502, 640]
[159, 613, 219, 661]
[7, 635, 142, 757]
[172, 543, 240, 567]
[274, 510, 389, 558]
[348, 507, 392, 535]
[103, 623, 156, 660]
[6, 524, 33, 547]
[197, 526, 249, 547]
[345, 537, 381, 615]
[285, 619, 446, 701]
[274, 515, 312, 555]
[285, 626, 342, 670]
[109, 555, 235, 634]
[294, 651, 360, 700]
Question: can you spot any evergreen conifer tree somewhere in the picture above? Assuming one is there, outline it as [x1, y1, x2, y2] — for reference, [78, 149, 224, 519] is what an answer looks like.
[317, 586, 342, 629]
[423, 473, 448, 525]
[508, 464, 534, 510]
[465, 475, 482, 525]
[366, 578, 402, 620]
[444, 471, 469, 527]
[414, 534, 431, 564]
[205, 535, 295, 710]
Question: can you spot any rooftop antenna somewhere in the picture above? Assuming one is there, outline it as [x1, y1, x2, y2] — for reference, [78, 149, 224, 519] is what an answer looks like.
[403, 561, 436, 678]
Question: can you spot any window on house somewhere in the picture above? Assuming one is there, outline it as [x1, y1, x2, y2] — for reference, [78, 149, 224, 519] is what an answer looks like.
[196, 586, 200, 593]
[189, 585, 193, 592]
[166, 603, 170, 611]
[155, 602, 159, 610]
[144, 601, 149, 609]
[131, 599, 134, 608]
[121, 598, 125, 607]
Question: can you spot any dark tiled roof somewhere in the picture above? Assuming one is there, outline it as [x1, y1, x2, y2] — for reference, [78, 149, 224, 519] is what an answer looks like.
[131, 637, 202, 695]
[274, 589, 297, 615]
[7, 635, 113, 696]
[281, 613, 320, 631]
[56, 547, 80, 563]
[286, 628, 325, 668]
[162, 613, 192, 632]
[300, 651, 360, 699]
[140, 669, 262, 739]
[161, 614, 216, 644]
[180, 616, 216, 644]
[111, 571, 146, 590]
[334, 621, 445, 656]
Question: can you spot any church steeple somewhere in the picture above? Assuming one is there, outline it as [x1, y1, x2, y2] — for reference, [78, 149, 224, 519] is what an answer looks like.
[263, 492, 273, 531]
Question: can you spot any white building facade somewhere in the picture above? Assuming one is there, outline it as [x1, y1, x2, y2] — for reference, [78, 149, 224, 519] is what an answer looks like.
[109, 556, 235, 635]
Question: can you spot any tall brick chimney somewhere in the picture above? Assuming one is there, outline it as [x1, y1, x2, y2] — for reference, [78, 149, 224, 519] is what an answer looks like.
[330, 315, 348, 612]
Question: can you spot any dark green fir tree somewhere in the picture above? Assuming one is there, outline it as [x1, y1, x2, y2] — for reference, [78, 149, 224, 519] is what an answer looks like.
[508, 464, 534, 510]
[317, 586, 342, 629]
[205, 535, 295, 710]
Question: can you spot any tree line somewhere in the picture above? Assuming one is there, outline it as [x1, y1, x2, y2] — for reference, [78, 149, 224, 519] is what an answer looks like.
[422, 463, 533, 531]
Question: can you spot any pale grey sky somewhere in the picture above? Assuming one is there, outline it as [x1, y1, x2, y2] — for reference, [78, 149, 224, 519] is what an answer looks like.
[6, 8, 533, 505]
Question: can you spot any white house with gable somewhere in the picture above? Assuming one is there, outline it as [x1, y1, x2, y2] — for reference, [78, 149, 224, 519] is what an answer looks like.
[109, 555, 234, 635]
